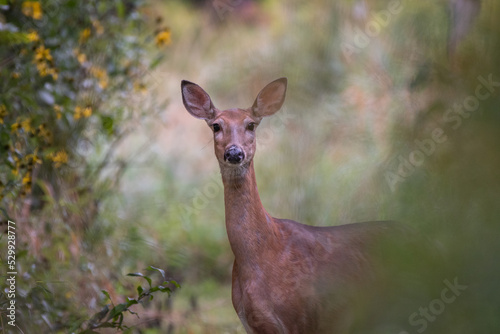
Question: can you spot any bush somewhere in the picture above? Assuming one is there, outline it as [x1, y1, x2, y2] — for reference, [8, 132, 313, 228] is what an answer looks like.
[0, 0, 172, 332]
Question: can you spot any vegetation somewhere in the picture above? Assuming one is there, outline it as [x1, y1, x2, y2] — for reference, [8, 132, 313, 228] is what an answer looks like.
[0, 0, 499, 333]
[0, 0, 173, 332]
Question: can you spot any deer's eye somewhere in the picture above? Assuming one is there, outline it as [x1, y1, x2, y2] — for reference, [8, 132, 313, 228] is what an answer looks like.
[212, 123, 221, 133]
[247, 122, 256, 131]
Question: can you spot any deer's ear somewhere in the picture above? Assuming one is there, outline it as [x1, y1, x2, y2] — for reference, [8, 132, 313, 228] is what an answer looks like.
[251, 77, 287, 118]
[181, 80, 216, 121]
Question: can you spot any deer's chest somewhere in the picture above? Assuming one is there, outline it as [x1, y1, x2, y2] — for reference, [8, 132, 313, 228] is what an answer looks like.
[231, 260, 318, 333]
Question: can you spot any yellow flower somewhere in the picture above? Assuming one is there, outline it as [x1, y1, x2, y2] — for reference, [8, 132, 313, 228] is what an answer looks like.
[37, 124, 53, 143]
[11, 122, 21, 133]
[47, 67, 58, 80]
[134, 82, 147, 94]
[26, 151, 42, 165]
[22, 174, 31, 186]
[11, 72, 20, 79]
[50, 150, 68, 168]
[54, 105, 62, 119]
[83, 107, 92, 118]
[11, 157, 20, 176]
[77, 52, 87, 65]
[21, 118, 32, 133]
[32, 45, 57, 79]
[90, 66, 109, 89]
[0, 105, 7, 124]
[22, 1, 42, 20]
[155, 29, 171, 47]
[35, 45, 52, 62]
[74, 106, 82, 119]
[12, 165, 19, 176]
[27, 30, 39, 42]
[36, 61, 48, 76]
[79, 28, 91, 43]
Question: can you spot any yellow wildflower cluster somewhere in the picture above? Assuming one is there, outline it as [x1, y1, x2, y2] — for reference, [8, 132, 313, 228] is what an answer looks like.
[34, 45, 58, 80]
[35, 44, 52, 62]
[11, 118, 29, 134]
[155, 28, 171, 47]
[50, 150, 68, 168]
[10, 151, 42, 195]
[79, 28, 91, 44]
[11, 122, 20, 133]
[10, 117, 53, 144]
[27, 30, 40, 42]
[0, 104, 7, 124]
[90, 66, 109, 89]
[21, 118, 32, 133]
[22, 1, 42, 20]
[36, 123, 53, 144]
[73, 48, 87, 65]
[74, 106, 92, 119]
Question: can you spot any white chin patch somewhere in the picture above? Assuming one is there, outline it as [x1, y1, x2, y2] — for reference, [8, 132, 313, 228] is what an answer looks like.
[220, 162, 249, 179]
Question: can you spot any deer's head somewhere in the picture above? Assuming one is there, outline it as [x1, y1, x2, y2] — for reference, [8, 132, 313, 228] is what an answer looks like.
[181, 78, 287, 175]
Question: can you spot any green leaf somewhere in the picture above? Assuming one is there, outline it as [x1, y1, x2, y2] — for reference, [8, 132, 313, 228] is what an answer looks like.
[101, 289, 111, 302]
[170, 280, 181, 289]
[89, 304, 109, 325]
[160, 286, 172, 294]
[149, 286, 159, 293]
[137, 285, 143, 296]
[0, 31, 30, 46]
[148, 266, 166, 280]
[106, 303, 127, 321]
[101, 116, 114, 135]
[126, 297, 138, 307]
[114, 313, 124, 329]
[116, 0, 125, 18]
[127, 272, 152, 288]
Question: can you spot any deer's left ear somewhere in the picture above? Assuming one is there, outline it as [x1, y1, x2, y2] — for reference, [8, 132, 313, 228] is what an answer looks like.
[251, 77, 287, 118]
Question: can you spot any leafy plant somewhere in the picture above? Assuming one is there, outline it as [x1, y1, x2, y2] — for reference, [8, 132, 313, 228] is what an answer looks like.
[73, 266, 179, 333]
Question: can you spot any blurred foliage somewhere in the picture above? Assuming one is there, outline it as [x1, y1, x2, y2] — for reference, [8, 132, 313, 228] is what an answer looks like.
[74, 267, 179, 333]
[0, 0, 174, 332]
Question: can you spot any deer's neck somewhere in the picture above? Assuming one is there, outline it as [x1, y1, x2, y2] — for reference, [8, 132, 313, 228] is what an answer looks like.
[221, 160, 279, 265]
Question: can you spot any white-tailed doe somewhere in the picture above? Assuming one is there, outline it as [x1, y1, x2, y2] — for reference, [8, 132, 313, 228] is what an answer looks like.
[181, 78, 400, 333]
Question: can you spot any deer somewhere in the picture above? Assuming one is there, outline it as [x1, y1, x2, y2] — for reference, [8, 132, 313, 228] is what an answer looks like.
[180, 78, 413, 333]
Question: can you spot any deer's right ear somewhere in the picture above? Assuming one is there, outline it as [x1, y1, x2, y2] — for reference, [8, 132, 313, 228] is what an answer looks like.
[181, 80, 216, 121]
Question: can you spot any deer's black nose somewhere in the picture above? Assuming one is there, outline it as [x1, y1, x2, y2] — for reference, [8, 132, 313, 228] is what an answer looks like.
[224, 145, 244, 164]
